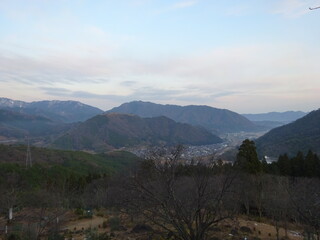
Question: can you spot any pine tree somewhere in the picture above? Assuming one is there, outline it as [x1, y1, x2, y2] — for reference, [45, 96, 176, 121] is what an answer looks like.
[291, 151, 304, 177]
[235, 139, 262, 174]
[304, 150, 319, 177]
[277, 154, 291, 176]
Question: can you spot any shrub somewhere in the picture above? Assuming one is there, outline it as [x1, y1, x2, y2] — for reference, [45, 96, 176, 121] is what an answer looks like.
[108, 216, 121, 231]
[74, 208, 84, 216]
[102, 220, 108, 229]
[131, 223, 153, 233]
[8, 233, 21, 240]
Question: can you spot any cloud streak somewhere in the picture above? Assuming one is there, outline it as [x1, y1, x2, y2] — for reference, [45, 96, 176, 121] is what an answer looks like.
[1, 41, 320, 112]
[171, 1, 198, 9]
[0, 0, 319, 113]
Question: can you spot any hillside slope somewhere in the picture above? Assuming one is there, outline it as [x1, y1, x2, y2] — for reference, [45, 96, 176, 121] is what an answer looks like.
[53, 113, 222, 151]
[256, 109, 320, 157]
[0, 144, 140, 175]
[108, 101, 259, 133]
[0, 144, 141, 194]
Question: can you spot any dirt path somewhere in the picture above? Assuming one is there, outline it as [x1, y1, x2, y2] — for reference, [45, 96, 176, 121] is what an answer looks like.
[238, 219, 303, 240]
[62, 216, 106, 231]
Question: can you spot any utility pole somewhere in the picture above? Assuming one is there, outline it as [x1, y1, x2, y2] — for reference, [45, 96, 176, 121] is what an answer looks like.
[26, 137, 32, 168]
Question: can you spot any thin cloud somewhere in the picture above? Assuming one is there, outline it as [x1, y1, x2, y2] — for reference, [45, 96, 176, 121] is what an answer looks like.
[41, 87, 72, 96]
[121, 81, 137, 86]
[40, 85, 204, 103]
[41, 87, 124, 100]
[40, 86, 187, 104]
[171, 1, 198, 9]
[2, 41, 320, 113]
[210, 91, 241, 99]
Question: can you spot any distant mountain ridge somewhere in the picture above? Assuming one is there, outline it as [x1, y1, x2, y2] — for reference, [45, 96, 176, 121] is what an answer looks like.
[0, 98, 27, 108]
[0, 97, 103, 123]
[0, 109, 72, 138]
[108, 101, 260, 133]
[53, 113, 222, 152]
[242, 111, 307, 124]
[256, 109, 320, 157]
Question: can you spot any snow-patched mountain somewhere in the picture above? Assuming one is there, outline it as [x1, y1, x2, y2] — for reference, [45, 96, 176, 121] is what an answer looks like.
[0, 98, 103, 123]
[0, 109, 71, 138]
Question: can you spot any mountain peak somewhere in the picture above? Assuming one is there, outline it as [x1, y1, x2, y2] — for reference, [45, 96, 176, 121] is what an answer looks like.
[108, 101, 259, 133]
[0, 97, 103, 123]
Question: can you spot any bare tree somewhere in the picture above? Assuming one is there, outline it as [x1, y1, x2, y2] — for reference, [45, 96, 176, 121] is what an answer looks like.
[264, 176, 292, 240]
[115, 146, 237, 240]
[0, 172, 21, 221]
[289, 178, 320, 240]
[20, 189, 67, 240]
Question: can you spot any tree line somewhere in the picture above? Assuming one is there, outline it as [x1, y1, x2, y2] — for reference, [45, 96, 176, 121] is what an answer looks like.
[234, 139, 320, 178]
[0, 141, 319, 240]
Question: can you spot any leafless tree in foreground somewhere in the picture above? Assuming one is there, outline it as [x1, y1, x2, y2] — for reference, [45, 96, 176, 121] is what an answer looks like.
[289, 178, 320, 240]
[20, 189, 67, 240]
[264, 176, 292, 240]
[114, 146, 237, 240]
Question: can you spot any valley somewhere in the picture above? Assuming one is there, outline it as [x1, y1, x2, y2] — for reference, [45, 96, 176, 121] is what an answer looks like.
[0, 98, 319, 240]
[1, 3, 319, 239]
[0, 97, 317, 160]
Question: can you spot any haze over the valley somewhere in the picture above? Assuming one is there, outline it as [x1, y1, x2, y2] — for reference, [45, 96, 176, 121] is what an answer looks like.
[1, 0, 319, 113]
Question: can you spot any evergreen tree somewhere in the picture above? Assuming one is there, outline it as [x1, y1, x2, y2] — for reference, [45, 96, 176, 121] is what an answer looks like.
[291, 151, 304, 177]
[304, 150, 317, 177]
[235, 139, 262, 174]
[277, 154, 291, 176]
[261, 157, 269, 173]
[315, 153, 320, 178]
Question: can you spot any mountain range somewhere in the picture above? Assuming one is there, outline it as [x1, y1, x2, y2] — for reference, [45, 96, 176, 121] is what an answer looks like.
[108, 101, 261, 133]
[243, 111, 307, 124]
[1, 97, 317, 157]
[0, 109, 72, 138]
[53, 113, 222, 152]
[256, 109, 320, 157]
[0, 98, 103, 123]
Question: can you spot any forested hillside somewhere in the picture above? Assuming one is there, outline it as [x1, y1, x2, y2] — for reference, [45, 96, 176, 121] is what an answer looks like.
[256, 109, 320, 157]
[0, 144, 140, 175]
[53, 113, 222, 151]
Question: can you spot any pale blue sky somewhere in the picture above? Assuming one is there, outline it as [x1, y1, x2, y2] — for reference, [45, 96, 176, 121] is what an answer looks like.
[0, 0, 319, 113]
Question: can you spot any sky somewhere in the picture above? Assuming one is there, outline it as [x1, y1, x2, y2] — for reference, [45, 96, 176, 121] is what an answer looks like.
[0, 0, 319, 113]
